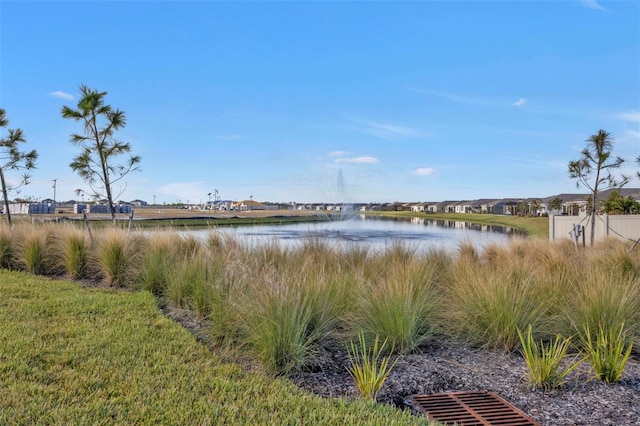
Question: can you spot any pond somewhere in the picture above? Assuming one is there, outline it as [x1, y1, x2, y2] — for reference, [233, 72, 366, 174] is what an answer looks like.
[205, 215, 524, 253]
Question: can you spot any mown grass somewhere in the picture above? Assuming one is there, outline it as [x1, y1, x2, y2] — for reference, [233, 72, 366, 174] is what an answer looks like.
[377, 211, 549, 237]
[0, 271, 425, 425]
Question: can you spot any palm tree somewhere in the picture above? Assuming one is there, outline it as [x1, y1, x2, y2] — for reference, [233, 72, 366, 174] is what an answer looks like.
[568, 130, 626, 247]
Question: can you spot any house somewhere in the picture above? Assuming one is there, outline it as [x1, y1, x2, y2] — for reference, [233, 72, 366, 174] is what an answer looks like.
[129, 199, 148, 207]
[361, 204, 382, 212]
[470, 199, 498, 214]
[541, 193, 588, 216]
[424, 202, 439, 213]
[410, 203, 425, 213]
[436, 201, 459, 213]
[232, 199, 267, 211]
[453, 200, 473, 214]
[492, 198, 522, 215]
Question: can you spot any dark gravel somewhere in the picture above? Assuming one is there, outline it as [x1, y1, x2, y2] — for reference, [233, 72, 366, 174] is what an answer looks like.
[291, 338, 640, 426]
[164, 306, 640, 426]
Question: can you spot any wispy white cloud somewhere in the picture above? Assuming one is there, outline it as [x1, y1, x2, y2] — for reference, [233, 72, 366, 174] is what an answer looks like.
[214, 134, 243, 140]
[413, 167, 436, 176]
[615, 110, 640, 122]
[335, 156, 379, 164]
[328, 150, 351, 157]
[346, 117, 428, 140]
[411, 87, 525, 109]
[366, 122, 426, 139]
[512, 98, 527, 107]
[624, 129, 640, 140]
[582, 0, 607, 11]
[409, 87, 497, 107]
[48, 91, 74, 101]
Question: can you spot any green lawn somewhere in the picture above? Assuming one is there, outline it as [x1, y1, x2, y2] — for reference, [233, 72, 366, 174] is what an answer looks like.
[0, 271, 426, 425]
[376, 212, 549, 238]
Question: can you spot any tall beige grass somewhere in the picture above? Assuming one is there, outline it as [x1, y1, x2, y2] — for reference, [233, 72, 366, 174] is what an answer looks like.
[14, 224, 54, 275]
[137, 232, 175, 295]
[351, 246, 445, 353]
[95, 229, 139, 287]
[2, 220, 638, 377]
[55, 224, 91, 279]
[446, 241, 561, 351]
[0, 224, 15, 269]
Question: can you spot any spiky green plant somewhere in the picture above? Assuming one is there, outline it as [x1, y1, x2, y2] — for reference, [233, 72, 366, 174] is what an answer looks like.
[517, 325, 583, 389]
[580, 323, 633, 383]
[346, 331, 397, 401]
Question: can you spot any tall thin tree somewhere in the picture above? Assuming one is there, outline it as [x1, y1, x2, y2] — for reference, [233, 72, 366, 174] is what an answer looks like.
[568, 130, 626, 247]
[0, 108, 38, 227]
[61, 85, 141, 223]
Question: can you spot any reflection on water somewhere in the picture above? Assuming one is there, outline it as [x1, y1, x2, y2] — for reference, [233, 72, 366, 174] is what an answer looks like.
[213, 214, 523, 253]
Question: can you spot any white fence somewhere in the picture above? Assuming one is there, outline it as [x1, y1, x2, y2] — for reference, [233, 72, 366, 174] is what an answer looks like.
[549, 214, 640, 242]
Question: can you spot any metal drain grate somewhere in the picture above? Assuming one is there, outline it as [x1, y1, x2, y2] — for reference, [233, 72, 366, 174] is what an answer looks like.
[411, 391, 540, 425]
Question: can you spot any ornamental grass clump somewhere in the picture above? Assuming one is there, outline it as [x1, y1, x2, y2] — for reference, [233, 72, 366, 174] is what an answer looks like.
[237, 256, 337, 375]
[347, 331, 397, 401]
[16, 226, 51, 275]
[352, 256, 442, 353]
[0, 225, 15, 269]
[559, 268, 640, 347]
[137, 233, 174, 295]
[95, 230, 137, 287]
[517, 325, 583, 390]
[59, 227, 90, 279]
[580, 323, 633, 383]
[242, 289, 324, 375]
[447, 262, 555, 352]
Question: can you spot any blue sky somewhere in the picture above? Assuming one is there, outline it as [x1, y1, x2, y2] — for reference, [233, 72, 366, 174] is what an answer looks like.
[1, 0, 639, 205]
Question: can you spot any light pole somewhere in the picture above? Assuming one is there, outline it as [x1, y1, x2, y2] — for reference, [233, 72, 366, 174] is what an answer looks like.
[52, 179, 57, 204]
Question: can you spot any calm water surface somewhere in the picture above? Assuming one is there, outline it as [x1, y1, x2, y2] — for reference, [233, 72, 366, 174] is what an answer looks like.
[203, 215, 523, 253]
